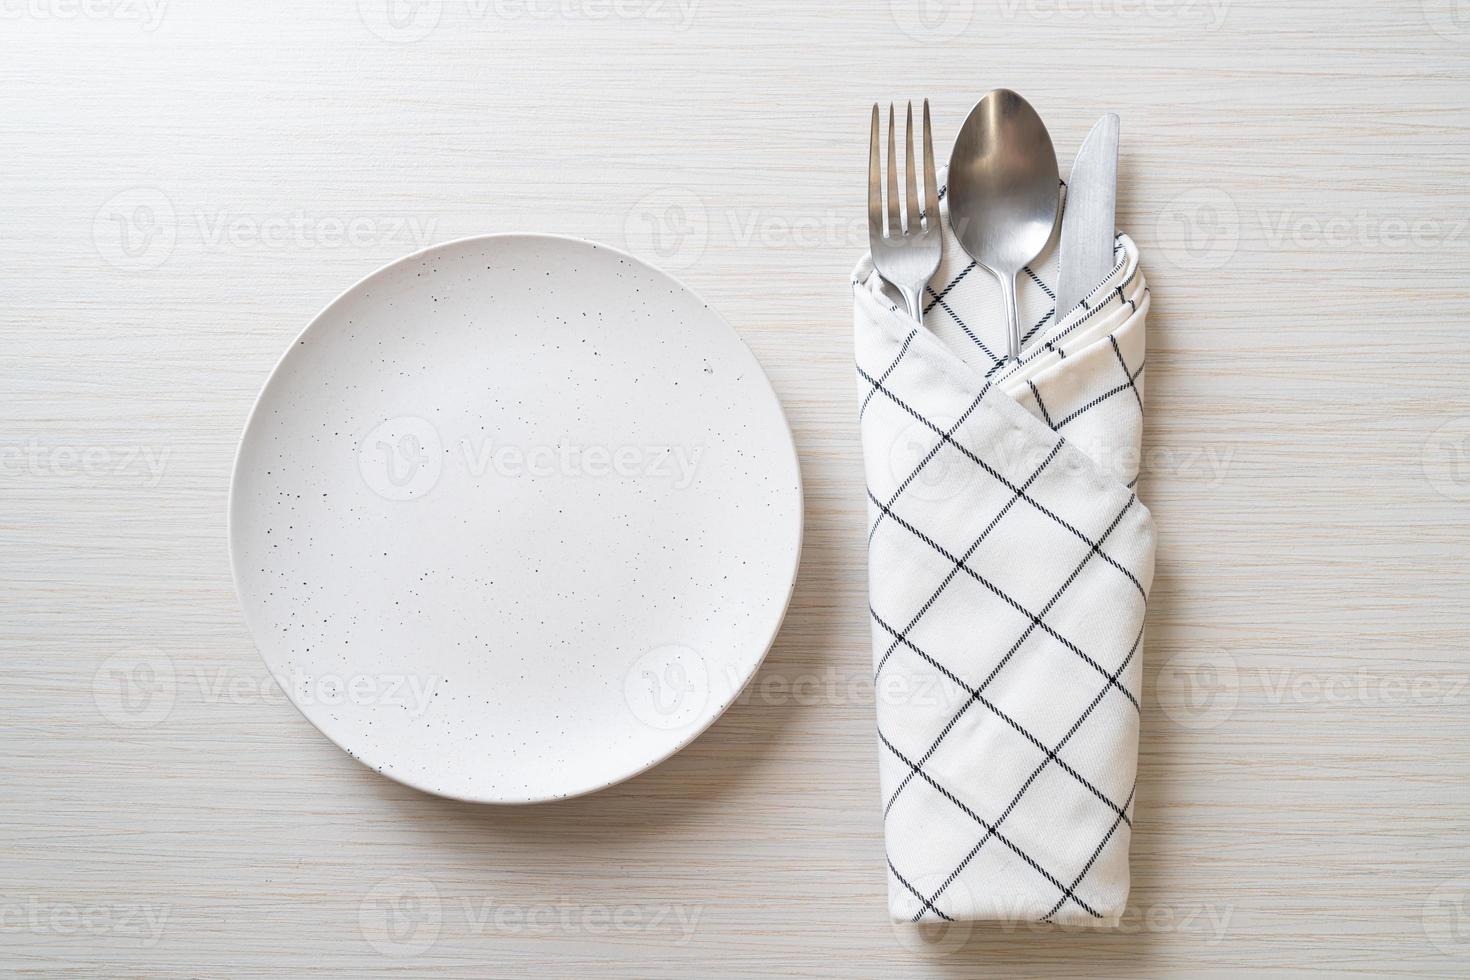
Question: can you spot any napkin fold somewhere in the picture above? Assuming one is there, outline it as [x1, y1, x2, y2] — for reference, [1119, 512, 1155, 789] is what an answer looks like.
[853, 186, 1155, 926]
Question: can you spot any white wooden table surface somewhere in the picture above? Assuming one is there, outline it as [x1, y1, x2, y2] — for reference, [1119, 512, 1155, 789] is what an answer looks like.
[4, 1, 1470, 976]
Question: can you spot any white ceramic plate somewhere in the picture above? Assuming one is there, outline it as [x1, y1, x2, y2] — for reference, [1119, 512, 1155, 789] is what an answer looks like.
[229, 234, 802, 803]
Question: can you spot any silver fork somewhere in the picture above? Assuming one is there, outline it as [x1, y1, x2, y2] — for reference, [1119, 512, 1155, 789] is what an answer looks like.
[868, 100, 942, 323]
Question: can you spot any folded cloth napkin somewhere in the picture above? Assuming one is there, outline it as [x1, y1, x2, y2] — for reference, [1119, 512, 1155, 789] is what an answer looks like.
[852, 184, 1155, 926]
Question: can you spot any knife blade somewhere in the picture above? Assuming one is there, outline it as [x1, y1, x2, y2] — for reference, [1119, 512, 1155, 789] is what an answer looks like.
[1054, 113, 1120, 326]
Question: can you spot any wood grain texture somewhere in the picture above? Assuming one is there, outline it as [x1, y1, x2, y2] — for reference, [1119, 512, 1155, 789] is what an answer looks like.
[3, 0, 1469, 975]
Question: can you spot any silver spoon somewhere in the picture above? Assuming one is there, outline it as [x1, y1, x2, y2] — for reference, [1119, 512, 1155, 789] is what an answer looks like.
[946, 89, 1060, 366]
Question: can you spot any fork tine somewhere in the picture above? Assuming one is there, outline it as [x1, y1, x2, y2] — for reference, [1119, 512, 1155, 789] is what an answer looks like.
[864, 95, 934, 320]
[886, 103, 900, 237]
[904, 101, 918, 236]
[868, 104, 883, 240]
[922, 99, 939, 232]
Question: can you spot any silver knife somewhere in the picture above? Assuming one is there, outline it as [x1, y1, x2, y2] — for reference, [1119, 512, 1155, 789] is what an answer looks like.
[1054, 113, 1120, 325]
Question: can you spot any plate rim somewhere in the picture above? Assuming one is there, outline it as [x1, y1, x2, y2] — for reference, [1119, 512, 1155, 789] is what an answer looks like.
[226, 232, 804, 804]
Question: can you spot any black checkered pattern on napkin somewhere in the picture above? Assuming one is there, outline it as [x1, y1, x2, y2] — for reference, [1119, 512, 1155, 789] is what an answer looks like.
[853, 187, 1155, 926]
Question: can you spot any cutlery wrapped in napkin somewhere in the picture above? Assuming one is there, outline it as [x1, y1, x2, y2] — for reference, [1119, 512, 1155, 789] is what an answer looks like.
[852, 184, 1154, 926]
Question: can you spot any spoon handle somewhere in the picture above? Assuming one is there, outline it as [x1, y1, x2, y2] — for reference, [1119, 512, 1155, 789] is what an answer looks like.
[999, 272, 1022, 364]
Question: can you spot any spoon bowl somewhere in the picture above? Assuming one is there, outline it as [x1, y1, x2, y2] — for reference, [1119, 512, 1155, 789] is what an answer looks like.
[946, 89, 1060, 364]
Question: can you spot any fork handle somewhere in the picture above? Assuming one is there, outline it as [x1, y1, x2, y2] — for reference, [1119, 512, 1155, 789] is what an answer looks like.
[898, 285, 924, 325]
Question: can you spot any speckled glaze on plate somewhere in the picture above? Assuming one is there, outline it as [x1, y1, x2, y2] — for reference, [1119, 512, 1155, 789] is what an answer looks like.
[228, 234, 803, 803]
